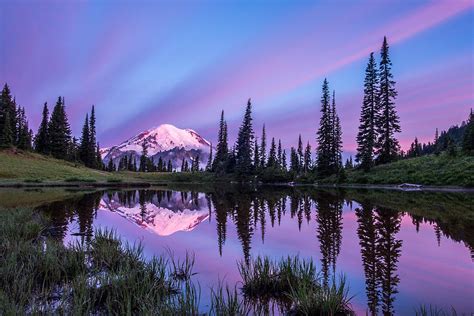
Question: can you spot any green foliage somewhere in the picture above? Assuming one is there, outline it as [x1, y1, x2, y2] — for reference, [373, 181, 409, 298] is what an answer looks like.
[356, 52, 378, 171]
[235, 99, 254, 176]
[48, 97, 71, 159]
[462, 109, 474, 155]
[35, 103, 50, 154]
[376, 36, 401, 164]
[238, 256, 354, 315]
[339, 153, 474, 187]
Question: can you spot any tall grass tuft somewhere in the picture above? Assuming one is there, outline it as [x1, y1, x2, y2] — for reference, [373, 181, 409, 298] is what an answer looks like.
[415, 305, 457, 316]
[210, 281, 250, 316]
[239, 256, 354, 315]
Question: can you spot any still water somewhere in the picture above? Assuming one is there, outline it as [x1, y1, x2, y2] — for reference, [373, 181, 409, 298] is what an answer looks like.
[14, 186, 474, 314]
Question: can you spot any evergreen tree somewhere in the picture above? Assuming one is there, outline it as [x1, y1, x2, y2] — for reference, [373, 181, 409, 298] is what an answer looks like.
[375, 37, 401, 164]
[345, 156, 354, 169]
[96, 144, 103, 170]
[447, 136, 456, 157]
[235, 98, 254, 175]
[127, 154, 133, 171]
[79, 114, 90, 164]
[297, 134, 304, 167]
[167, 159, 173, 172]
[107, 158, 115, 172]
[0, 83, 16, 147]
[180, 158, 185, 172]
[158, 157, 164, 171]
[290, 147, 299, 173]
[267, 137, 277, 168]
[0, 110, 13, 147]
[192, 155, 200, 172]
[260, 124, 267, 168]
[316, 79, 333, 177]
[206, 142, 213, 171]
[434, 128, 441, 156]
[88, 106, 97, 168]
[282, 149, 287, 171]
[35, 103, 50, 154]
[133, 157, 137, 171]
[254, 137, 260, 170]
[304, 142, 312, 173]
[356, 53, 379, 171]
[462, 109, 474, 155]
[213, 110, 229, 172]
[16, 107, 31, 150]
[48, 97, 71, 159]
[277, 139, 282, 168]
[331, 90, 343, 172]
[140, 139, 149, 172]
[184, 159, 189, 172]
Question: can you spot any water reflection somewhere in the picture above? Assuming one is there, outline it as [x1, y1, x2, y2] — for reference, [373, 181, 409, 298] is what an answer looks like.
[34, 187, 473, 315]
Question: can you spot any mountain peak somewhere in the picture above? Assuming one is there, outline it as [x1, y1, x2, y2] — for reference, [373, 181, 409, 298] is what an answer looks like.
[102, 124, 211, 168]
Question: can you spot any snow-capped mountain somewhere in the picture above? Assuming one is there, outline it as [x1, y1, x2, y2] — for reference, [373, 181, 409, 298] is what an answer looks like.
[102, 124, 211, 170]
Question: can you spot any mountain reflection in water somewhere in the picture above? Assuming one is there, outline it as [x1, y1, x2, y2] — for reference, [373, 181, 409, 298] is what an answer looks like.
[35, 187, 474, 315]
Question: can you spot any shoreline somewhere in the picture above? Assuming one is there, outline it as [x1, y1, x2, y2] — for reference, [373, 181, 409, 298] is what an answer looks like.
[0, 180, 473, 193]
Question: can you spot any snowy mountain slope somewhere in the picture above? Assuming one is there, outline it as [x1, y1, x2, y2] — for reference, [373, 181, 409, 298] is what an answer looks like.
[101, 124, 212, 170]
[98, 192, 210, 236]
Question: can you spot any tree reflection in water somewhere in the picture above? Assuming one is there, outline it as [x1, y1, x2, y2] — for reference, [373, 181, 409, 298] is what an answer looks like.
[35, 187, 472, 315]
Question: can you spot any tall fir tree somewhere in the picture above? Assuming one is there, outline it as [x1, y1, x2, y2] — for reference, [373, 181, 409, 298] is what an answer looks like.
[235, 98, 254, 175]
[462, 109, 474, 155]
[260, 124, 267, 168]
[192, 154, 200, 172]
[254, 137, 260, 170]
[297, 134, 304, 167]
[267, 137, 277, 168]
[304, 142, 312, 173]
[16, 107, 31, 150]
[0, 83, 16, 147]
[331, 90, 343, 172]
[213, 110, 229, 172]
[277, 139, 282, 168]
[107, 158, 115, 172]
[282, 149, 287, 171]
[290, 147, 299, 173]
[88, 106, 98, 168]
[79, 114, 90, 165]
[140, 139, 149, 172]
[206, 142, 213, 171]
[375, 37, 401, 164]
[316, 79, 333, 177]
[167, 159, 172, 172]
[356, 52, 379, 171]
[180, 158, 185, 172]
[48, 97, 71, 159]
[35, 103, 50, 154]
[96, 144, 103, 170]
[0, 110, 13, 147]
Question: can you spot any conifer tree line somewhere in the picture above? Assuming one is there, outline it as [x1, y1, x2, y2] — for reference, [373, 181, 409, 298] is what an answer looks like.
[404, 109, 474, 158]
[0, 83, 103, 169]
[0, 84, 33, 150]
[2, 36, 472, 177]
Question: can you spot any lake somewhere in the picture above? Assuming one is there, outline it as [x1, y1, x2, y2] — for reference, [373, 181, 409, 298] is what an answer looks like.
[2, 186, 473, 315]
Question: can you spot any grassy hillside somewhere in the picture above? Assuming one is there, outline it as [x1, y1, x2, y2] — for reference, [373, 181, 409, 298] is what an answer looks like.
[0, 149, 213, 185]
[339, 153, 474, 187]
[0, 149, 111, 183]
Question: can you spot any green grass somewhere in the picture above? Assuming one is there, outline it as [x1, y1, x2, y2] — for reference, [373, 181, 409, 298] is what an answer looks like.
[323, 153, 474, 187]
[238, 256, 354, 315]
[0, 208, 204, 314]
[2, 149, 472, 187]
[0, 149, 110, 183]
